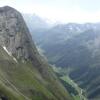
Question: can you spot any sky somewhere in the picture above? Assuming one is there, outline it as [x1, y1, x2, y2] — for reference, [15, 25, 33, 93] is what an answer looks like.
[0, 0, 100, 23]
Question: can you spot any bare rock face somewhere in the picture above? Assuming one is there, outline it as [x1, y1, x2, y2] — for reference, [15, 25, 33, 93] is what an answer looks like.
[0, 6, 51, 76]
[0, 6, 53, 78]
[0, 6, 37, 60]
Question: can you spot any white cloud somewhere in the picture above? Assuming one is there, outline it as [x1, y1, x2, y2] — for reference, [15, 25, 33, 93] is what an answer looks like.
[0, 0, 100, 23]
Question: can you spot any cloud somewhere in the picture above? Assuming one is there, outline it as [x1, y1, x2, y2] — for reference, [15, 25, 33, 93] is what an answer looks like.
[0, 0, 100, 23]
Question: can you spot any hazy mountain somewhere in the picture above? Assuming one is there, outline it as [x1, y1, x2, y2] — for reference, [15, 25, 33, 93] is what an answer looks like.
[30, 23, 100, 99]
[23, 14, 50, 29]
[23, 14, 53, 37]
[0, 6, 73, 100]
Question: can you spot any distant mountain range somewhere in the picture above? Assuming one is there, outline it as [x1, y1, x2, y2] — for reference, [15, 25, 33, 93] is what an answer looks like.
[23, 14, 53, 36]
[24, 15, 100, 100]
[23, 14, 50, 29]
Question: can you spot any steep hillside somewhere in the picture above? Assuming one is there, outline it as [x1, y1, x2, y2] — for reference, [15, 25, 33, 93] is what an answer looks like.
[0, 6, 73, 100]
[30, 23, 100, 99]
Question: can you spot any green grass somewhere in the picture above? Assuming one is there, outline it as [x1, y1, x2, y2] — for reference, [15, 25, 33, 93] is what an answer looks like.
[0, 46, 73, 100]
[0, 80, 25, 100]
[72, 95, 80, 100]
[0, 61, 56, 100]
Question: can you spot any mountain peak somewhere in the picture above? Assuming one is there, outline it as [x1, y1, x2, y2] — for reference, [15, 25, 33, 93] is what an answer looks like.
[0, 6, 17, 12]
[0, 6, 36, 61]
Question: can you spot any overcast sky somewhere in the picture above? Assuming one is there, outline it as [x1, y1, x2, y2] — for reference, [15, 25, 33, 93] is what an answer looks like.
[0, 0, 100, 23]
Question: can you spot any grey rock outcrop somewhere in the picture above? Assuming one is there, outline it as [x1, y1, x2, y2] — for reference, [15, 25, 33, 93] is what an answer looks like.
[0, 6, 37, 61]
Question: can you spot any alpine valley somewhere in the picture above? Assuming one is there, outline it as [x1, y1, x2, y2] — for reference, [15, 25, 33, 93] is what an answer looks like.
[24, 15, 100, 100]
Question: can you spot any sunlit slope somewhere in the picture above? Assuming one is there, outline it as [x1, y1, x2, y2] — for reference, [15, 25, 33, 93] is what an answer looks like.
[0, 41, 72, 100]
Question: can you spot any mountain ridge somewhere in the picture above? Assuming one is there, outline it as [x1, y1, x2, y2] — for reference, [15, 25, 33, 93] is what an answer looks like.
[29, 20, 100, 100]
[0, 6, 73, 100]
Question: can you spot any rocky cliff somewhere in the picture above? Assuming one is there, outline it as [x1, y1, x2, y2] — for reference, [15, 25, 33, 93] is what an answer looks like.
[0, 6, 37, 60]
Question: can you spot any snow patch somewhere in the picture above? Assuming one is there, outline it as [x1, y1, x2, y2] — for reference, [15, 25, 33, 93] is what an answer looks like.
[76, 27, 81, 32]
[3, 46, 18, 63]
[3, 46, 12, 56]
[13, 57, 18, 63]
[69, 26, 73, 30]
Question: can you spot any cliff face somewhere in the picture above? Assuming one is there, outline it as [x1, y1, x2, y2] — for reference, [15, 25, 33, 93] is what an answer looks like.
[0, 6, 72, 100]
[0, 6, 36, 60]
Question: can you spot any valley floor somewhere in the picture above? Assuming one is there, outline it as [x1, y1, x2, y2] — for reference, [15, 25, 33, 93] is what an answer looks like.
[52, 66, 88, 100]
[61, 76, 87, 100]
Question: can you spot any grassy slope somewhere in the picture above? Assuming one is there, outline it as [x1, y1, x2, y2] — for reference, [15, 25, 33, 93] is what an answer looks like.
[0, 46, 72, 100]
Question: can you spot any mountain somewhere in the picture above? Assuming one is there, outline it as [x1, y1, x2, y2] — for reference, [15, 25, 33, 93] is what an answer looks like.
[23, 14, 49, 29]
[23, 14, 52, 38]
[30, 23, 100, 99]
[0, 6, 73, 100]
[33, 23, 100, 47]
